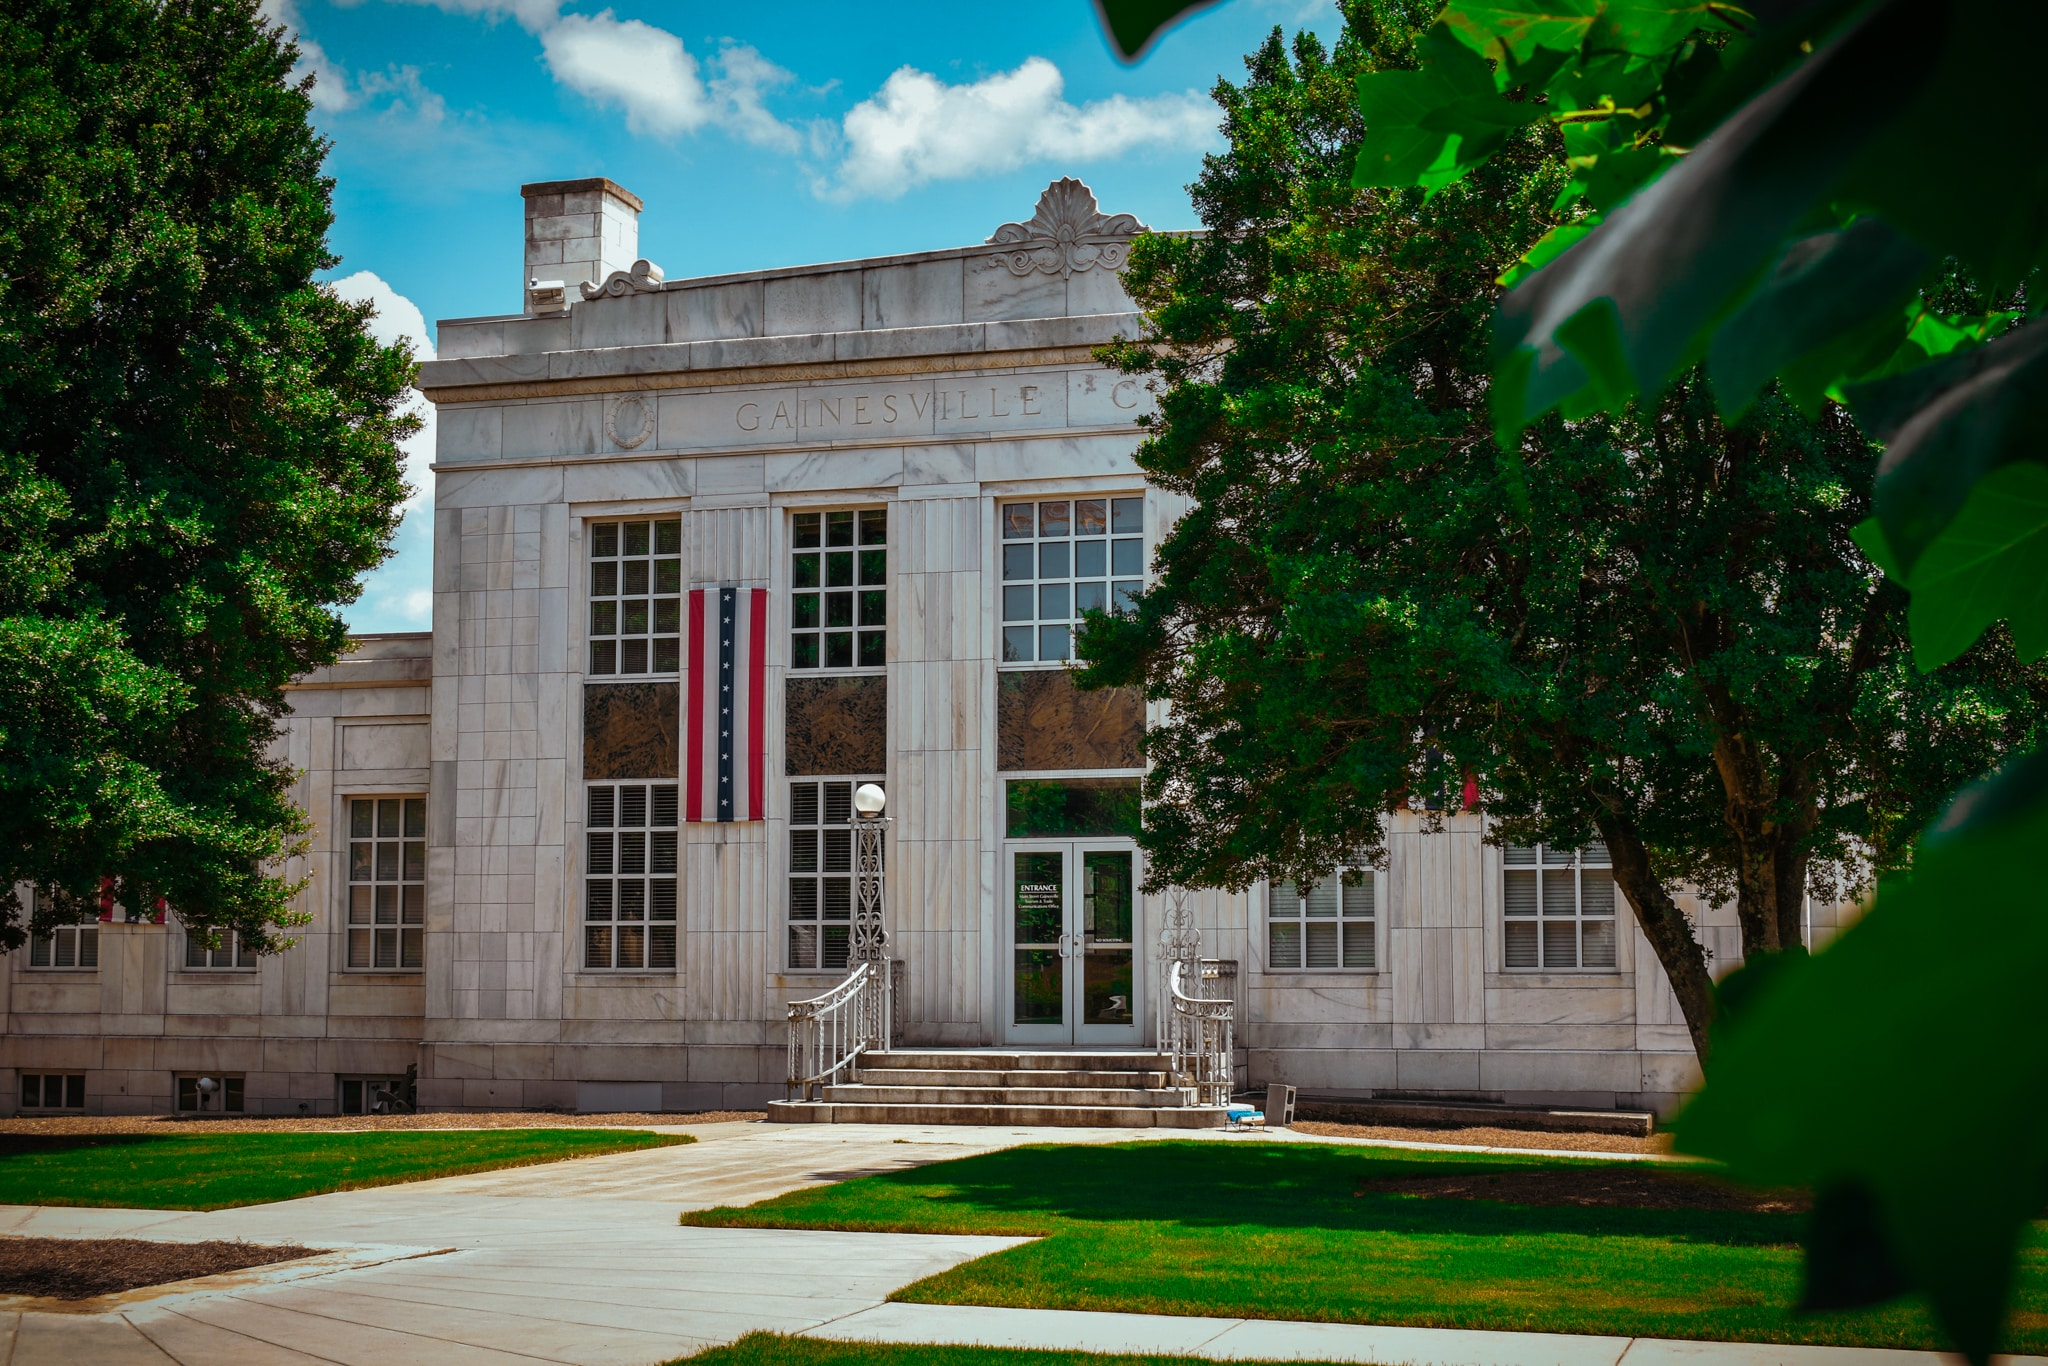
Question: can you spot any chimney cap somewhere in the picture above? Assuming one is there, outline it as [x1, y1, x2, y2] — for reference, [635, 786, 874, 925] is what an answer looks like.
[520, 178, 642, 212]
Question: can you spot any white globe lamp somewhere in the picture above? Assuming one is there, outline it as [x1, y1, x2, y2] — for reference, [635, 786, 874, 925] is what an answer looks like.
[853, 783, 887, 817]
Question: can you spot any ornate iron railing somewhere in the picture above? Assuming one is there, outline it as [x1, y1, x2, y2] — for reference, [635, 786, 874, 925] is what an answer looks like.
[1166, 958, 1234, 1107]
[786, 959, 890, 1102]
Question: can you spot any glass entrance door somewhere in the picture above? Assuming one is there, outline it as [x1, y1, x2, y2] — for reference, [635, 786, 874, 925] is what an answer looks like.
[1005, 842, 1142, 1045]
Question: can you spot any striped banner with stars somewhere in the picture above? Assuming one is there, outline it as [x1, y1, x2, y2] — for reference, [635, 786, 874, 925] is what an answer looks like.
[685, 586, 767, 822]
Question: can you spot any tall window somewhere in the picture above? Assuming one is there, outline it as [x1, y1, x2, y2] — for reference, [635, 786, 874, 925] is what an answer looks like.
[1503, 843, 1617, 969]
[184, 927, 252, 970]
[28, 915, 97, 971]
[787, 778, 882, 971]
[589, 518, 682, 676]
[1000, 496, 1143, 664]
[791, 509, 886, 671]
[1268, 870, 1377, 970]
[585, 782, 678, 970]
[347, 797, 425, 970]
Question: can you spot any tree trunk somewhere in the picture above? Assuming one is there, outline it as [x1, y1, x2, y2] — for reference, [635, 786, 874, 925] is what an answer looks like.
[1594, 812, 1718, 1066]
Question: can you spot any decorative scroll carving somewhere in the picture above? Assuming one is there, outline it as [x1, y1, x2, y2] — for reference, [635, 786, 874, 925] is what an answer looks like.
[785, 676, 887, 776]
[580, 257, 666, 301]
[583, 682, 679, 780]
[985, 178, 1148, 280]
[996, 670, 1142, 771]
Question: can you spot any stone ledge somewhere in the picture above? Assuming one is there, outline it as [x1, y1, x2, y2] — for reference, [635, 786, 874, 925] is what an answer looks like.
[1294, 1096, 1657, 1137]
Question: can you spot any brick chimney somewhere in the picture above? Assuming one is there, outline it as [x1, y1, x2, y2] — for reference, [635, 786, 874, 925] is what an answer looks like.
[520, 177, 643, 315]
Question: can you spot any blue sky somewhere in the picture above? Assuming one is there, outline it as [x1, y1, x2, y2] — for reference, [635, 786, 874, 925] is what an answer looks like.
[283, 0, 1341, 631]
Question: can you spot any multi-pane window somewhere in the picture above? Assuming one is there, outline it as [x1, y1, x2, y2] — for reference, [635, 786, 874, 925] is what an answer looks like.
[1503, 843, 1617, 969]
[791, 509, 886, 671]
[176, 1074, 245, 1113]
[787, 778, 881, 971]
[28, 918, 97, 970]
[585, 783, 678, 970]
[19, 1074, 85, 1110]
[347, 797, 425, 970]
[589, 518, 682, 677]
[184, 927, 252, 970]
[1000, 497, 1144, 664]
[339, 1076, 409, 1115]
[1268, 870, 1377, 970]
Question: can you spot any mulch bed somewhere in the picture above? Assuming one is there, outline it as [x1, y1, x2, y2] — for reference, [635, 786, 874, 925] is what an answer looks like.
[1355, 1165, 1809, 1214]
[0, 1237, 316, 1299]
[1292, 1118, 1673, 1156]
[0, 1110, 765, 1136]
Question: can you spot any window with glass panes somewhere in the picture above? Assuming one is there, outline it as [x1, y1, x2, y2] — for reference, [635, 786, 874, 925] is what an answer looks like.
[347, 797, 425, 970]
[28, 917, 97, 970]
[1503, 843, 1617, 969]
[184, 926, 251, 969]
[786, 778, 881, 971]
[585, 782, 678, 970]
[19, 1074, 84, 1110]
[1268, 870, 1377, 970]
[1000, 496, 1143, 664]
[790, 509, 886, 671]
[589, 518, 682, 677]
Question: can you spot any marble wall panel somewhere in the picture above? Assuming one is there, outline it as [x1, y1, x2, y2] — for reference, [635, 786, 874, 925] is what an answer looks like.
[561, 458, 692, 506]
[764, 270, 861, 336]
[864, 259, 965, 330]
[439, 466, 565, 510]
[966, 260, 1066, 321]
[582, 682, 679, 780]
[440, 406, 504, 462]
[975, 434, 1143, 484]
[1067, 369, 1157, 427]
[668, 281, 762, 342]
[786, 676, 887, 775]
[903, 443, 976, 489]
[339, 723, 430, 770]
[1066, 265, 1139, 318]
[995, 670, 1141, 772]
[502, 401, 601, 460]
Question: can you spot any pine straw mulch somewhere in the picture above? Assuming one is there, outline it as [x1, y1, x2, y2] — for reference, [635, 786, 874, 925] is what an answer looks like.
[1352, 1162, 1810, 1214]
[1291, 1118, 1674, 1156]
[0, 1236, 315, 1299]
[0, 1110, 765, 1137]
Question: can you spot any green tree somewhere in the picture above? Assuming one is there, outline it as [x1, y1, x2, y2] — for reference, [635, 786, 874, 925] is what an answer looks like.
[0, 0, 414, 951]
[1098, 0, 2048, 1357]
[1083, 0, 2048, 1062]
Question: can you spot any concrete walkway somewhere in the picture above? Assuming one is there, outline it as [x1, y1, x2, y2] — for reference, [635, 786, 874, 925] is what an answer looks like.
[0, 1120, 2027, 1366]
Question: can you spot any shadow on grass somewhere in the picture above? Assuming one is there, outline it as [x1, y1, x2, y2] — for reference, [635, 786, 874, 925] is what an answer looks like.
[695, 1141, 1806, 1246]
[0, 1135, 173, 1159]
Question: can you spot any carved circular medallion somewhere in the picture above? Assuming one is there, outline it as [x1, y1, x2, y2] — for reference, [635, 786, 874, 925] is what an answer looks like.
[606, 395, 655, 450]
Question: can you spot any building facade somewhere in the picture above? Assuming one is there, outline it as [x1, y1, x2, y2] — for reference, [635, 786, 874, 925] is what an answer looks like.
[0, 176, 1846, 1120]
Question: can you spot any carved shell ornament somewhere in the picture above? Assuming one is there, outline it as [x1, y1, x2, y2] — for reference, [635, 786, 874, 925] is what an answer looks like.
[606, 394, 655, 450]
[986, 178, 1149, 279]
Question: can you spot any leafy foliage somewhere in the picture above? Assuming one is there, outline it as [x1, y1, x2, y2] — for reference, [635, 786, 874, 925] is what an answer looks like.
[1090, 0, 2048, 1356]
[1081, 2, 2048, 1068]
[0, 0, 415, 951]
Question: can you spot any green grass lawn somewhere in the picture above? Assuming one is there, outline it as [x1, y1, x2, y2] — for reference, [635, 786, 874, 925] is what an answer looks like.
[0, 1129, 691, 1210]
[672, 1335, 1328, 1366]
[682, 1140, 2048, 1355]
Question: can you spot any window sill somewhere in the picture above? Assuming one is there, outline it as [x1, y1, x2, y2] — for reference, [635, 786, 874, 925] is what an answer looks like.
[336, 970, 425, 980]
[570, 971, 681, 980]
[1487, 971, 1629, 986]
[170, 971, 258, 980]
[1257, 969, 1386, 980]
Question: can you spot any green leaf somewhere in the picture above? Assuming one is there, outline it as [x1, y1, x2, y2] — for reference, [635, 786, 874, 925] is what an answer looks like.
[1092, 0, 1221, 61]
[1440, 0, 1729, 63]
[1706, 217, 1930, 415]
[1354, 23, 1538, 191]
[1897, 462, 2048, 670]
[1860, 318, 2048, 576]
[1849, 516, 1902, 580]
[1676, 745, 2048, 1364]
[1498, 219, 1599, 288]
[1490, 0, 1944, 438]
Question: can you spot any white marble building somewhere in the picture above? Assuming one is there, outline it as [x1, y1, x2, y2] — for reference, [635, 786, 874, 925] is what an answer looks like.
[0, 176, 1842, 1119]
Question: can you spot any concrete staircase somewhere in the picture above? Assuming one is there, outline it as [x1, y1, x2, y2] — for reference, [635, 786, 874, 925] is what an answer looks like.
[764, 1049, 1230, 1127]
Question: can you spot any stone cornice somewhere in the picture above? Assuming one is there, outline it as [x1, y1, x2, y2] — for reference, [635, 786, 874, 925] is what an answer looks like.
[417, 314, 1144, 405]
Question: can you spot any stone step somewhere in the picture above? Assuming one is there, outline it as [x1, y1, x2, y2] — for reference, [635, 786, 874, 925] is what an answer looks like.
[765, 1100, 1229, 1128]
[823, 1085, 1189, 1107]
[861, 1050, 1172, 1073]
[855, 1068, 1171, 1089]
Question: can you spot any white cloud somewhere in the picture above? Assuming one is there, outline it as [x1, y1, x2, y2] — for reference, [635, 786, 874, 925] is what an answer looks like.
[826, 58, 1217, 200]
[539, 12, 798, 148]
[329, 271, 436, 516]
[262, 0, 357, 110]
[541, 11, 708, 137]
[331, 272, 438, 634]
[356, 0, 564, 35]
